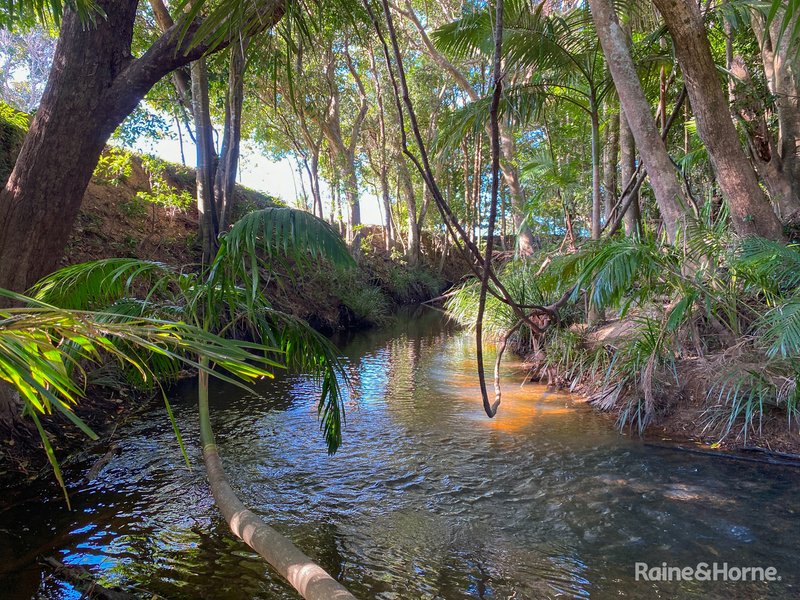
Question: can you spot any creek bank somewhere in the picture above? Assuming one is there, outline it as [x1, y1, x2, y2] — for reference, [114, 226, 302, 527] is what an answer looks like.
[521, 317, 800, 456]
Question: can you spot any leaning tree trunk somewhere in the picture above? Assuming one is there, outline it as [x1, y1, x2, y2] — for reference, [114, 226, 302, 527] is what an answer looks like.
[652, 0, 784, 240]
[197, 362, 355, 600]
[0, 0, 284, 296]
[588, 0, 688, 243]
[0, 0, 140, 294]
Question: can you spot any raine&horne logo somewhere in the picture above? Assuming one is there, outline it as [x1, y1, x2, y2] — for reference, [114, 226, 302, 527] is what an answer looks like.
[635, 562, 781, 583]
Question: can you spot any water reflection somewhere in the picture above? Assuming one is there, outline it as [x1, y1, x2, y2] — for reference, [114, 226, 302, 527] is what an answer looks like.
[1, 307, 799, 599]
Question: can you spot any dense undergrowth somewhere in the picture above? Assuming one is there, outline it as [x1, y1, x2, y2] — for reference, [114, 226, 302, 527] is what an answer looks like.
[448, 211, 800, 449]
[263, 237, 446, 332]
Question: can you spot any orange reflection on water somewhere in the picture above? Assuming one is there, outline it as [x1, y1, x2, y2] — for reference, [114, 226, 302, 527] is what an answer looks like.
[446, 358, 578, 432]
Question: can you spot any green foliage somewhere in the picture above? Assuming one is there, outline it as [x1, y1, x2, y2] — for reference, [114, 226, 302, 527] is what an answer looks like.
[384, 263, 443, 305]
[112, 106, 172, 149]
[121, 198, 147, 219]
[0, 100, 29, 130]
[0, 288, 282, 507]
[136, 155, 192, 214]
[0, 101, 28, 182]
[93, 147, 132, 185]
[451, 211, 800, 441]
[572, 225, 800, 437]
[447, 255, 554, 337]
[0, 0, 103, 28]
[334, 267, 391, 325]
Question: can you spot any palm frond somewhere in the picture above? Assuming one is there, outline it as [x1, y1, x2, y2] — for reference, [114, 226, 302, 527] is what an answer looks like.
[211, 206, 353, 304]
[29, 258, 177, 310]
[734, 237, 800, 298]
[765, 0, 800, 54]
[0, 289, 290, 500]
[0, 0, 103, 27]
[757, 296, 800, 358]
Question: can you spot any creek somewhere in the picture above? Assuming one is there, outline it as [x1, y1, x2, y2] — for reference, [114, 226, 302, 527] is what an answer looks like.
[1, 307, 798, 599]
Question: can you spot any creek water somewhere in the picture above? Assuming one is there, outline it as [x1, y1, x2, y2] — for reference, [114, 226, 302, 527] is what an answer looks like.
[1, 307, 798, 599]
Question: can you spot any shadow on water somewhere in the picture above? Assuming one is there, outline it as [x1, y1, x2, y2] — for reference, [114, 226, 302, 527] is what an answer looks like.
[1, 306, 799, 599]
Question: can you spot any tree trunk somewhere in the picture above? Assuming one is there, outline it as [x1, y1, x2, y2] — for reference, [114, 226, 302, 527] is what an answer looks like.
[619, 108, 641, 237]
[0, 0, 140, 294]
[652, 0, 784, 240]
[472, 135, 482, 243]
[215, 38, 250, 232]
[589, 102, 604, 324]
[368, 45, 394, 252]
[499, 125, 535, 255]
[0, 0, 284, 294]
[197, 364, 355, 600]
[343, 162, 361, 246]
[310, 151, 323, 218]
[603, 104, 620, 224]
[0, 383, 21, 433]
[590, 104, 602, 240]
[321, 45, 365, 246]
[462, 139, 474, 243]
[588, 0, 688, 243]
[752, 10, 800, 196]
[729, 55, 800, 219]
[379, 163, 393, 252]
[399, 157, 420, 265]
[399, 1, 533, 255]
[191, 58, 220, 264]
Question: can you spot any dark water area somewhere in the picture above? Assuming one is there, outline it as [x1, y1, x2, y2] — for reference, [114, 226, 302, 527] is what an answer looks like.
[1, 307, 798, 599]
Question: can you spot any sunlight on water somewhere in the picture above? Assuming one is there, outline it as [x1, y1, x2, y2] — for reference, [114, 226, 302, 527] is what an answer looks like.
[1, 307, 798, 599]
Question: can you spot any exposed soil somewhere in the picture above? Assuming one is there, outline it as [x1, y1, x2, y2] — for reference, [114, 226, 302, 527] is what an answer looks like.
[646, 358, 800, 456]
[63, 154, 274, 268]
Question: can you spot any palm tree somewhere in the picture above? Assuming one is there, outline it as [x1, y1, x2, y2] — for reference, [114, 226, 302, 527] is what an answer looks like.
[433, 2, 613, 241]
[24, 207, 357, 599]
